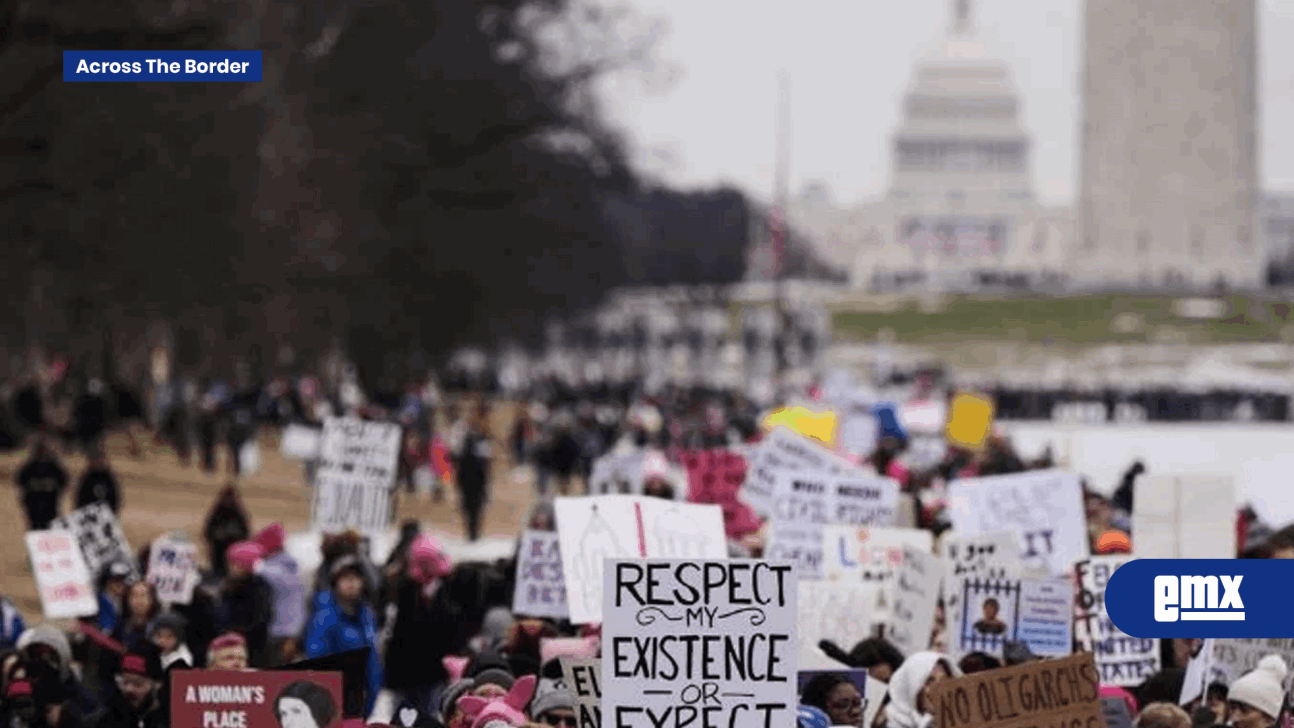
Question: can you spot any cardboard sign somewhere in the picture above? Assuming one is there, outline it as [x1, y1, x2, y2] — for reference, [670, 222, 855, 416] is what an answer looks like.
[513, 530, 568, 619]
[798, 580, 881, 654]
[1074, 556, 1160, 686]
[888, 544, 942, 657]
[554, 496, 727, 624]
[955, 576, 1073, 658]
[602, 559, 798, 728]
[764, 472, 899, 580]
[947, 469, 1089, 577]
[311, 416, 402, 533]
[51, 502, 136, 579]
[560, 657, 601, 728]
[1133, 475, 1236, 559]
[945, 392, 994, 451]
[171, 670, 344, 728]
[147, 536, 201, 605]
[926, 652, 1103, 728]
[281, 424, 322, 460]
[25, 530, 98, 619]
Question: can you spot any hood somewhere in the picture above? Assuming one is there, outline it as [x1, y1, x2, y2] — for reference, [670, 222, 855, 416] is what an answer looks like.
[885, 652, 960, 728]
[16, 625, 72, 678]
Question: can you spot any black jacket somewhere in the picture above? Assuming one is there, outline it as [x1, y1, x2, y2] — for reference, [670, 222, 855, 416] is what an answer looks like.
[75, 470, 120, 514]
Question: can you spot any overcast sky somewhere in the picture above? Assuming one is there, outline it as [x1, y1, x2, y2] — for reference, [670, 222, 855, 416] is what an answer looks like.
[595, 0, 1294, 208]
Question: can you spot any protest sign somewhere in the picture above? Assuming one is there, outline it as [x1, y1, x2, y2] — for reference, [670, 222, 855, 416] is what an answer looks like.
[901, 400, 947, 435]
[171, 670, 343, 728]
[588, 452, 645, 496]
[797, 670, 869, 727]
[555, 496, 726, 624]
[822, 526, 933, 583]
[52, 502, 135, 579]
[280, 424, 322, 460]
[1179, 639, 1217, 707]
[945, 392, 994, 451]
[1133, 475, 1236, 559]
[887, 544, 942, 657]
[513, 530, 568, 620]
[926, 652, 1102, 728]
[311, 416, 402, 532]
[764, 471, 898, 580]
[1102, 696, 1134, 728]
[561, 658, 601, 728]
[602, 559, 798, 728]
[742, 428, 857, 515]
[1074, 556, 1159, 686]
[947, 469, 1088, 577]
[940, 531, 1023, 653]
[25, 530, 97, 620]
[146, 536, 201, 605]
[956, 576, 1072, 658]
[799, 580, 881, 654]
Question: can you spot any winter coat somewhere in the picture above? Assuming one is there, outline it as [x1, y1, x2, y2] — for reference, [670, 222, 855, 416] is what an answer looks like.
[94, 694, 164, 728]
[75, 470, 120, 514]
[0, 598, 25, 649]
[303, 591, 383, 715]
[213, 575, 273, 667]
[383, 577, 465, 693]
[259, 551, 306, 639]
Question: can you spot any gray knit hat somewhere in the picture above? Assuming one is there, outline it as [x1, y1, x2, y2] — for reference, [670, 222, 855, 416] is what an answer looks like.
[528, 677, 575, 717]
[439, 678, 473, 719]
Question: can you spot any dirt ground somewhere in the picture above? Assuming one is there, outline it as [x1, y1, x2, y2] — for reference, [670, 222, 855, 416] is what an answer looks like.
[0, 403, 536, 620]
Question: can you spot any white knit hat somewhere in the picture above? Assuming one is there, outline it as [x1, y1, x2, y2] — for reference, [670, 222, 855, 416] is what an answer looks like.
[1229, 654, 1289, 719]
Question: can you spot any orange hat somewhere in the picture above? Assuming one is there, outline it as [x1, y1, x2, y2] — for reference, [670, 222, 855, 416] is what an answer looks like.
[1095, 530, 1132, 554]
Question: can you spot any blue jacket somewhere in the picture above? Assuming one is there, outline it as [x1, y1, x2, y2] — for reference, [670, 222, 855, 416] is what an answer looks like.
[95, 593, 118, 635]
[0, 599, 25, 650]
[303, 591, 382, 715]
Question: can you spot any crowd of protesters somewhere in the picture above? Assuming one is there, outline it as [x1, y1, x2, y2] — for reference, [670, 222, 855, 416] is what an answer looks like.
[1, 354, 1292, 728]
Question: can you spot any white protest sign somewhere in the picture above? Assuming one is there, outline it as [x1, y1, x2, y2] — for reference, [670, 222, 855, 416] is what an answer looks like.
[602, 559, 798, 728]
[146, 536, 201, 605]
[822, 526, 933, 583]
[901, 400, 947, 435]
[25, 530, 98, 619]
[1133, 475, 1236, 559]
[1179, 639, 1217, 707]
[764, 471, 898, 580]
[954, 576, 1072, 658]
[742, 427, 857, 515]
[798, 580, 881, 653]
[311, 416, 402, 532]
[280, 424, 322, 460]
[940, 530, 1023, 653]
[52, 502, 135, 579]
[887, 544, 942, 657]
[513, 530, 568, 619]
[1074, 556, 1159, 686]
[588, 452, 645, 496]
[561, 657, 602, 728]
[555, 496, 727, 624]
[947, 469, 1088, 577]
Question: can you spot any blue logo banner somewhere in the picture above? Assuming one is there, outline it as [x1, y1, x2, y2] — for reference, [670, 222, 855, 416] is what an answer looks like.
[63, 51, 262, 82]
[1106, 559, 1294, 638]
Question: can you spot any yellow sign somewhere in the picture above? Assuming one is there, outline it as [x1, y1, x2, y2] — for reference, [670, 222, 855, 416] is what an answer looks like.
[762, 406, 838, 448]
[945, 392, 994, 450]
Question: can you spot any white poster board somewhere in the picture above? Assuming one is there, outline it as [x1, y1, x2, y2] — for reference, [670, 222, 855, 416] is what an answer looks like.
[560, 658, 602, 728]
[25, 530, 98, 620]
[742, 427, 858, 515]
[798, 580, 882, 653]
[513, 530, 568, 619]
[947, 469, 1089, 577]
[1074, 556, 1159, 686]
[602, 559, 797, 728]
[280, 424, 322, 460]
[146, 536, 201, 605]
[821, 526, 933, 583]
[1133, 475, 1236, 559]
[311, 416, 402, 532]
[51, 502, 135, 579]
[954, 576, 1073, 659]
[888, 544, 942, 657]
[555, 496, 727, 624]
[764, 471, 898, 580]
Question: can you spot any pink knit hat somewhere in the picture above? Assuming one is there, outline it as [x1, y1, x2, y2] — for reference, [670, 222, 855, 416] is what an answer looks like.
[1098, 685, 1137, 717]
[408, 534, 453, 584]
[540, 636, 599, 665]
[226, 541, 265, 571]
[253, 523, 286, 555]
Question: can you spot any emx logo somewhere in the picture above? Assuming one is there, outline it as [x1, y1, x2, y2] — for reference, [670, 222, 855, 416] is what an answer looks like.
[1107, 560, 1294, 638]
[1153, 575, 1243, 621]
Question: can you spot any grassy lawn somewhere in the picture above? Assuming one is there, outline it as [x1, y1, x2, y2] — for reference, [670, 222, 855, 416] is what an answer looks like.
[832, 295, 1294, 345]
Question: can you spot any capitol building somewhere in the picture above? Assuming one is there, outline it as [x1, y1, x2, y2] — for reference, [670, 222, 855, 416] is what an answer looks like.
[787, 0, 1287, 294]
